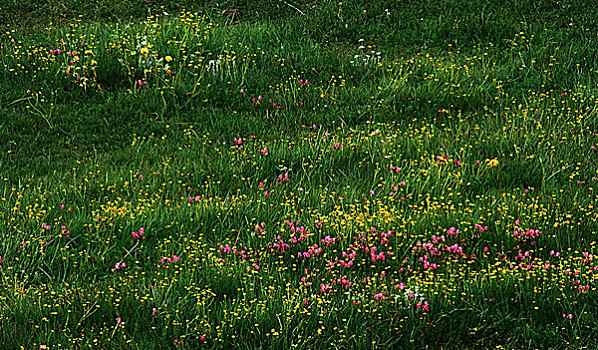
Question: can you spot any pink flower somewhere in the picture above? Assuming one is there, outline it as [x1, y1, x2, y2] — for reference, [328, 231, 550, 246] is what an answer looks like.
[240, 88, 245, 94]
[152, 307, 157, 315]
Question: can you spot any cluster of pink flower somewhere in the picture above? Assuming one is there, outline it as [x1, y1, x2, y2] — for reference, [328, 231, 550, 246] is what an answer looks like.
[373, 293, 388, 300]
[389, 182, 406, 196]
[446, 227, 460, 236]
[580, 251, 594, 263]
[523, 187, 536, 194]
[216, 244, 248, 264]
[297, 243, 322, 258]
[233, 138, 243, 146]
[513, 227, 541, 241]
[158, 255, 180, 266]
[187, 195, 201, 202]
[218, 244, 232, 254]
[549, 250, 560, 258]
[255, 222, 266, 234]
[446, 243, 466, 258]
[137, 80, 148, 87]
[246, 264, 259, 271]
[41, 223, 50, 231]
[333, 276, 353, 289]
[258, 147, 268, 155]
[300, 271, 311, 287]
[337, 249, 357, 268]
[276, 173, 290, 183]
[416, 301, 430, 311]
[570, 278, 590, 293]
[320, 235, 336, 246]
[366, 246, 388, 262]
[61, 225, 70, 239]
[330, 142, 343, 150]
[286, 220, 310, 240]
[413, 241, 440, 270]
[131, 227, 145, 240]
[379, 230, 392, 245]
[435, 154, 461, 165]
[320, 283, 332, 294]
[389, 165, 401, 174]
[271, 235, 291, 253]
[114, 262, 127, 270]
[49, 49, 62, 55]
[60, 204, 73, 211]
[512, 248, 532, 261]
[474, 224, 489, 232]
[251, 95, 263, 104]
[431, 234, 446, 244]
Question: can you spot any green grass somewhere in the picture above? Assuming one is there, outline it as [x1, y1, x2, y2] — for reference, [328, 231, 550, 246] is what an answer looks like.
[2, 0, 598, 348]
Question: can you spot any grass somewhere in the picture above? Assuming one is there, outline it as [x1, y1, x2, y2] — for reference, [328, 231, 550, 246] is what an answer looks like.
[2, 0, 598, 348]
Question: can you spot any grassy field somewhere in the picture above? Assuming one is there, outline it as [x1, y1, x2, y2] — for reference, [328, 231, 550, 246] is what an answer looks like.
[2, 0, 598, 348]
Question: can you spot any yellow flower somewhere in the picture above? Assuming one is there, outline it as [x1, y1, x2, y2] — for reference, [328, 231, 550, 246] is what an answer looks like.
[140, 47, 149, 55]
[165, 55, 173, 62]
[486, 158, 499, 168]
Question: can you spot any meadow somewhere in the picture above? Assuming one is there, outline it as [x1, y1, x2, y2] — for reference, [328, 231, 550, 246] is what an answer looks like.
[1, 0, 598, 348]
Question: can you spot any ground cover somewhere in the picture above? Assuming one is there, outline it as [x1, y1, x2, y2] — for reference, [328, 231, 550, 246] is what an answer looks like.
[2, 0, 598, 348]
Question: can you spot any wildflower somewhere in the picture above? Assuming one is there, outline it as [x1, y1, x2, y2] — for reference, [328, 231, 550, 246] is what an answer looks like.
[165, 55, 173, 62]
[486, 158, 499, 167]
